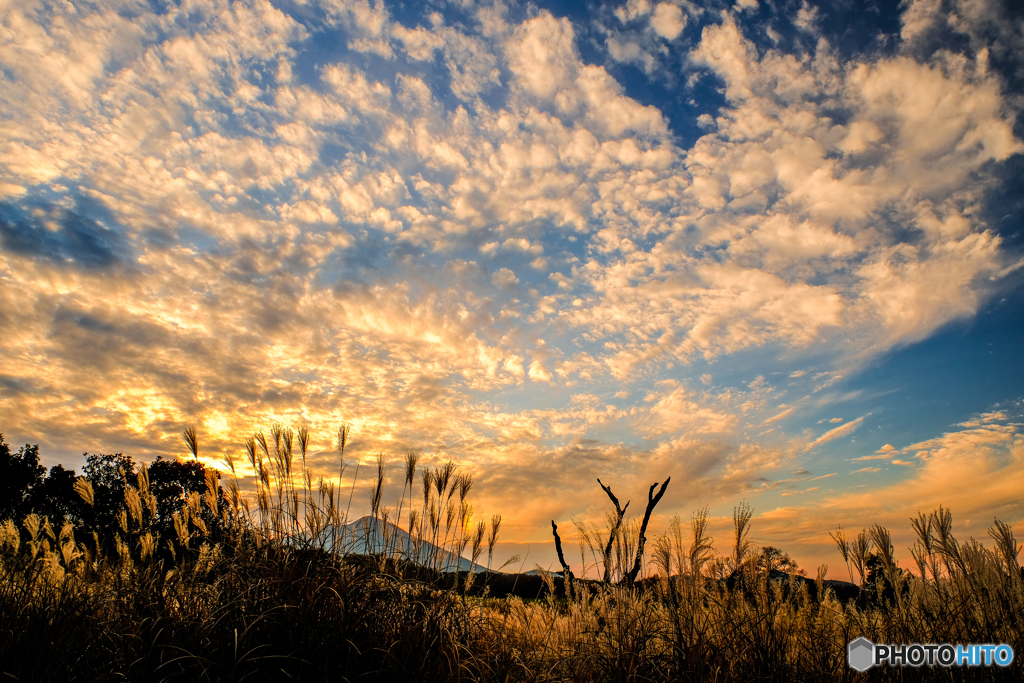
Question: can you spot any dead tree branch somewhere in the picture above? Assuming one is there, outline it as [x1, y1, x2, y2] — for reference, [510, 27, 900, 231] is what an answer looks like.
[597, 478, 630, 583]
[624, 477, 671, 586]
[551, 520, 576, 599]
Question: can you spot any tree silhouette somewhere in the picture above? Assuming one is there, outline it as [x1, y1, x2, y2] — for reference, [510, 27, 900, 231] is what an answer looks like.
[757, 545, 803, 575]
[81, 452, 137, 541]
[148, 456, 211, 522]
[0, 434, 45, 522]
[30, 464, 89, 525]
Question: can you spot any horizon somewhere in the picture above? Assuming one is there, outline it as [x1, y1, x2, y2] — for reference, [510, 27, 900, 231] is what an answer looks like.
[2, 0, 1023, 578]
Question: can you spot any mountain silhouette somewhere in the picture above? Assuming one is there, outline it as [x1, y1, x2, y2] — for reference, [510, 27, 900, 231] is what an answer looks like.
[298, 515, 487, 573]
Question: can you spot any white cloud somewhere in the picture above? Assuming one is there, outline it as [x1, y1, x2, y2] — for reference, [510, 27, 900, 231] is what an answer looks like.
[615, 0, 653, 24]
[633, 385, 738, 437]
[607, 36, 656, 72]
[492, 267, 519, 290]
[900, 0, 944, 43]
[506, 13, 580, 105]
[805, 415, 867, 451]
[763, 406, 795, 425]
[650, 3, 686, 40]
[528, 359, 552, 382]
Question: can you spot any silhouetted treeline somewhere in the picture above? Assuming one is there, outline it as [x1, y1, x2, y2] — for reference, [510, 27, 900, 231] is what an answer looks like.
[0, 433, 226, 552]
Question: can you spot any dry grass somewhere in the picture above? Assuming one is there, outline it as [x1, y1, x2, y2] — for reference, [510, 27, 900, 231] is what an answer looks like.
[1, 425, 1021, 681]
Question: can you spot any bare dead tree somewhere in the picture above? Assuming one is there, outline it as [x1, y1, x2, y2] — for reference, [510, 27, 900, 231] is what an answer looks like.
[551, 520, 576, 599]
[597, 478, 630, 583]
[551, 476, 672, 591]
[625, 477, 671, 586]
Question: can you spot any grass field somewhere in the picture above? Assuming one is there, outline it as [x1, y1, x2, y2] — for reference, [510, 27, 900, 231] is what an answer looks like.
[1, 426, 1021, 681]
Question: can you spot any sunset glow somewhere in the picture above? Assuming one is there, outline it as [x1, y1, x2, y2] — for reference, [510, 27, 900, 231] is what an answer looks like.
[2, 0, 1023, 575]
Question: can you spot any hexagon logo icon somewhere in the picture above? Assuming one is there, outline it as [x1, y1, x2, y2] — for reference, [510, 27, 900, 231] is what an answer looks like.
[848, 636, 875, 672]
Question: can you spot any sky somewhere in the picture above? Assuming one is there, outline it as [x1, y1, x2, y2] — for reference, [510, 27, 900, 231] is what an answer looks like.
[1, 0, 1023, 577]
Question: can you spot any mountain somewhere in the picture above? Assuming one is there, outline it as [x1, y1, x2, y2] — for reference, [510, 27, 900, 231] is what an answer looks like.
[297, 515, 488, 573]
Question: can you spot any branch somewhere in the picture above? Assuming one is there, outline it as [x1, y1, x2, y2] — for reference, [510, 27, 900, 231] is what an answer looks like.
[597, 478, 629, 517]
[597, 478, 630, 583]
[551, 520, 576, 599]
[624, 477, 671, 586]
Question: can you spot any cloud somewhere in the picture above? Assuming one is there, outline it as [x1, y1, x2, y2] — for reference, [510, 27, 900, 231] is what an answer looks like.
[528, 360, 552, 383]
[781, 486, 819, 497]
[678, 11, 1021, 359]
[762, 406, 795, 425]
[957, 411, 1008, 428]
[0, 199, 129, 270]
[492, 267, 520, 290]
[805, 415, 867, 452]
[650, 3, 686, 41]
[633, 385, 738, 437]
[852, 453, 896, 461]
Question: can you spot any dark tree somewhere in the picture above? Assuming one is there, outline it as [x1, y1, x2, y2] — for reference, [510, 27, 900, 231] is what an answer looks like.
[83, 452, 136, 495]
[30, 464, 89, 526]
[757, 546, 803, 575]
[147, 456, 228, 544]
[82, 452, 137, 539]
[863, 552, 910, 605]
[0, 434, 45, 522]
[148, 456, 210, 522]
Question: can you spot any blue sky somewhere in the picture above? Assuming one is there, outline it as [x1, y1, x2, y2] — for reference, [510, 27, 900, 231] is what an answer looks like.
[1, 0, 1023, 574]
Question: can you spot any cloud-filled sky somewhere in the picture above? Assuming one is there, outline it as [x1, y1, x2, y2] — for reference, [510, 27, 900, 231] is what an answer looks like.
[2, 0, 1023, 575]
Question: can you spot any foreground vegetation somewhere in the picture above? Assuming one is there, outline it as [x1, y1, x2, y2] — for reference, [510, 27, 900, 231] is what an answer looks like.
[1, 428, 1022, 681]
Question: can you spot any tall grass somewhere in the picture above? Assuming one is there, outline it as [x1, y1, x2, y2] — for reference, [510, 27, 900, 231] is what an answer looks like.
[1, 425, 1021, 681]
[464, 505, 1022, 682]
